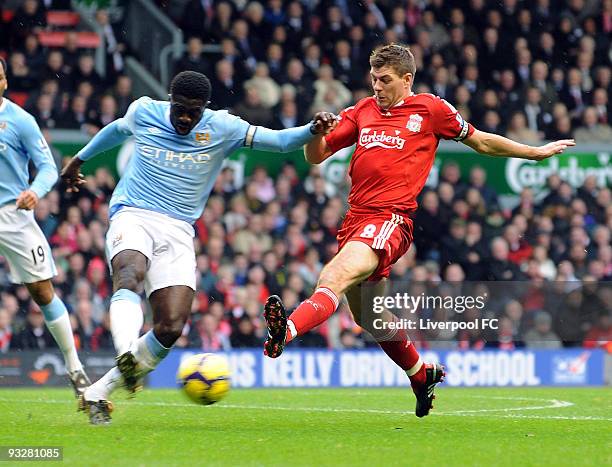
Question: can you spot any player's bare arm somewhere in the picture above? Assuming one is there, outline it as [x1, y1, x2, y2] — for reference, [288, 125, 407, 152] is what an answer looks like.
[463, 129, 576, 161]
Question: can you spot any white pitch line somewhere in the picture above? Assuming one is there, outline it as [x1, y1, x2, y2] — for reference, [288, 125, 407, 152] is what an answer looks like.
[1, 396, 609, 421]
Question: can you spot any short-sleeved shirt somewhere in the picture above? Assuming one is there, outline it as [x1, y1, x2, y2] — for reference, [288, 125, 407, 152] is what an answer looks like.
[109, 97, 251, 223]
[325, 94, 474, 214]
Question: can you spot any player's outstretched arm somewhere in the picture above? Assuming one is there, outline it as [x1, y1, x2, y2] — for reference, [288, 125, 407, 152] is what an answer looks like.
[61, 119, 132, 192]
[250, 112, 337, 153]
[462, 129, 575, 161]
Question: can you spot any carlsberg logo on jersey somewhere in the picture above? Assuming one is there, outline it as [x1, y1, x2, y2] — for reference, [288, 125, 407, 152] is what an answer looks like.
[359, 128, 406, 150]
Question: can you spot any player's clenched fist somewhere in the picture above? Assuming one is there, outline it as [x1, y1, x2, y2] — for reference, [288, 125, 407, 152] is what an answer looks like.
[16, 190, 39, 210]
[60, 157, 87, 193]
[310, 112, 339, 135]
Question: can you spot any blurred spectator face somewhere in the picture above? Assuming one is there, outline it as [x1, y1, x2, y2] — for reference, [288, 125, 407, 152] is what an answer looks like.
[552, 102, 568, 119]
[77, 81, 94, 100]
[483, 111, 500, 129]
[470, 167, 486, 187]
[77, 300, 93, 324]
[593, 89, 607, 107]
[438, 182, 454, 204]
[24, 0, 39, 15]
[593, 226, 611, 245]
[116, 75, 132, 96]
[335, 40, 350, 59]
[534, 312, 552, 334]
[349, 25, 364, 41]
[595, 66, 611, 88]
[47, 51, 64, 72]
[78, 55, 95, 75]
[187, 37, 203, 56]
[67, 206, 82, 225]
[582, 107, 598, 127]
[482, 90, 498, 108]
[77, 230, 93, 251]
[70, 254, 86, 276]
[232, 19, 249, 40]
[483, 28, 498, 48]
[216, 1, 232, 22]
[569, 243, 587, 263]
[441, 163, 461, 184]
[9, 52, 27, 71]
[445, 264, 465, 282]
[454, 86, 470, 105]
[37, 94, 53, 113]
[254, 63, 270, 78]
[327, 6, 342, 23]
[531, 61, 548, 80]
[567, 69, 582, 87]
[577, 53, 593, 70]
[509, 112, 528, 131]
[417, 195, 437, 221]
[281, 101, 297, 118]
[215, 60, 234, 80]
[34, 198, 50, 221]
[286, 59, 304, 80]
[392, 7, 406, 25]
[245, 1, 264, 22]
[71, 96, 87, 114]
[505, 300, 523, 323]
[500, 70, 515, 90]
[487, 9, 502, 28]
[503, 225, 521, 245]
[266, 43, 282, 62]
[25, 34, 39, 53]
[100, 95, 118, 116]
[491, 238, 509, 261]
[28, 309, 44, 328]
[558, 182, 572, 199]
[318, 64, 334, 81]
[526, 87, 541, 105]
[95, 9, 110, 26]
[272, 26, 287, 44]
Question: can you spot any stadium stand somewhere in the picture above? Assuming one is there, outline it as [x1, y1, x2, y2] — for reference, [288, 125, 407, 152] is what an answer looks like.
[0, 0, 611, 353]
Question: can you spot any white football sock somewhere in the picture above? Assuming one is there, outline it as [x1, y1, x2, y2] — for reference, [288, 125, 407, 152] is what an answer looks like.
[109, 289, 144, 356]
[46, 313, 82, 373]
[84, 367, 122, 401]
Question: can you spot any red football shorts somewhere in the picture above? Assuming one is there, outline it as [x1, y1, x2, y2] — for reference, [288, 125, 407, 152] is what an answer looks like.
[336, 209, 414, 281]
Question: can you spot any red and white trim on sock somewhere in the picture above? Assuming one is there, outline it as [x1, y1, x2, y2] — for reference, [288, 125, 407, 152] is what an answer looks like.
[406, 356, 423, 376]
[285, 287, 340, 343]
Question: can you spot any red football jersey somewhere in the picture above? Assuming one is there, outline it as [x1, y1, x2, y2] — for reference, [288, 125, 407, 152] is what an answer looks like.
[325, 94, 475, 213]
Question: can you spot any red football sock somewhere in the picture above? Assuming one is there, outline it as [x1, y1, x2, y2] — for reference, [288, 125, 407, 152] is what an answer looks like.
[286, 287, 339, 343]
[376, 327, 424, 385]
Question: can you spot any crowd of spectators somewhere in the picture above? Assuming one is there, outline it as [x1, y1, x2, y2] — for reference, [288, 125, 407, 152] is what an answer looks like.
[156, 0, 612, 141]
[0, 0, 133, 135]
[0, 160, 611, 354]
[0, 0, 611, 354]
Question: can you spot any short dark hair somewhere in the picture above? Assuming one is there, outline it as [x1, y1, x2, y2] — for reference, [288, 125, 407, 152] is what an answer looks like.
[369, 44, 416, 78]
[0, 57, 6, 75]
[170, 71, 211, 102]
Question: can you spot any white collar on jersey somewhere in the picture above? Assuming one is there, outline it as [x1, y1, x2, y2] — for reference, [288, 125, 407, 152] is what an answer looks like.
[0, 97, 8, 113]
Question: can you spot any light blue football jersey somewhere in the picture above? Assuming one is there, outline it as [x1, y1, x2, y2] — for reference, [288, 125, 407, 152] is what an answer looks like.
[0, 98, 58, 207]
[97, 97, 251, 224]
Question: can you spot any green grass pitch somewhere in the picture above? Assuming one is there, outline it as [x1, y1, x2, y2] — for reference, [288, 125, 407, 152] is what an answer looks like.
[0, 387, 610, 466]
